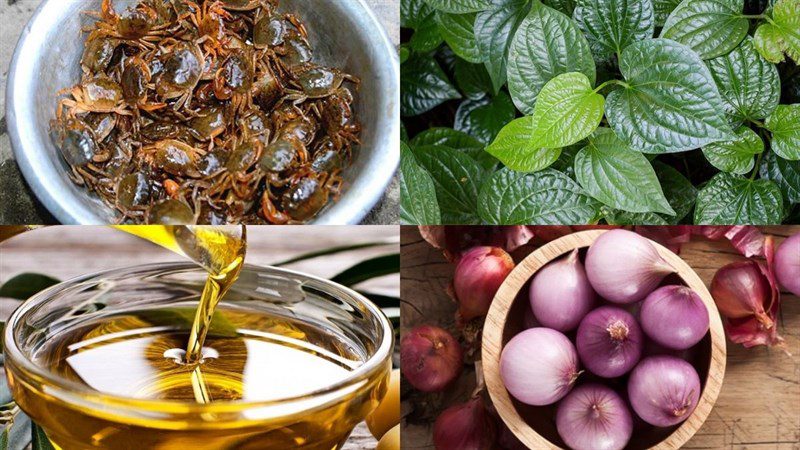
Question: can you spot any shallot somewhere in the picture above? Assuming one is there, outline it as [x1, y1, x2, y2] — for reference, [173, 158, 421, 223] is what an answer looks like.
[500, 328, 580, 405]
[433, 397, 497, 450]
[711, 260, 774, 328]
[556, 384, 633, 450]
[530, 249, 596, 331]
[775, 233, 800, 297]
[585, 230, 675, 303]
[576, 306, 643, 378]
[400, 325, 462, 392]
[628, 356, 700, 427]
[452, 246, 515, 320]
[640, 285, 709, 350]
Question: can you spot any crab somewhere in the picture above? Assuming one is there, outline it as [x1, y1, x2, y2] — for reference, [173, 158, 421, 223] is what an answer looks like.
[140, 139, 205, 178]
[154, 40, 205, 110]
[85, 0, 168, 49]
[57, 76, 131, 120]
[121, 56, 168, 112]
[213, 49, 256, 115]
[283, 65, 358, 105]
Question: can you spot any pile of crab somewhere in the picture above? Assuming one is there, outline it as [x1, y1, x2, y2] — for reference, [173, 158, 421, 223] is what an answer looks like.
[54, 0, 360, 224]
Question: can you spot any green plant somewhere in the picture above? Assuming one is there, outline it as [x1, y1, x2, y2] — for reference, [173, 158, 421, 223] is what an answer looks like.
[400, 0, 800, 225]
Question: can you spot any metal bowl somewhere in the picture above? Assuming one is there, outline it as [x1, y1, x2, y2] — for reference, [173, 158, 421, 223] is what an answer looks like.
[6, 0, 399, 224]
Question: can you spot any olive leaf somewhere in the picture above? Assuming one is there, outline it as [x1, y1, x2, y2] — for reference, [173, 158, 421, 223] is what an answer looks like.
[474, 0, 531, 93]
[435, 12, 484, 62]
[605, 39, 734, 153]
[454, 92, 516, 144]
[654, 0, 682, 26]
[273, 242, 395, 266]
[753, 0, 800, 64]
[694, 172, 784, 224]
[331, 254, 400, 287]
[760, 151, 800, 203]
[706, 37, 781, 122]
[413, 145, 487, 223]
[765, 104, 800, 160]
[401, 143, 442, 225]
[702, 127, 765, 174]
[661, 0, 749, 59]
[574, 129, 675, 215]
[401, 54, 461, 116]
[573, 0, 655, 60]
[528, 72, 605, 149]
[507, 1, 595, 114]
[0, 274, 60, 300]
[423, 0, 493, 13]
[30, 424, 54, 450]
[478, 168, 599, 224]
[486, 117, 562, 172]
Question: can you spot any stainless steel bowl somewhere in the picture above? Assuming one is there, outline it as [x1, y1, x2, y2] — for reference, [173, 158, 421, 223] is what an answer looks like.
[6, 0, 399, 224]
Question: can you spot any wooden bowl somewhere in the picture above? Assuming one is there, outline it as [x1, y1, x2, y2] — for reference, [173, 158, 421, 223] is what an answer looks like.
[482, 230, 726, 450]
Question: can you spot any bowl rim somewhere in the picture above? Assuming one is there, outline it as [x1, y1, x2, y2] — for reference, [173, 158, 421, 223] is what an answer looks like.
[481, 229, 727, 450]
[3, 261, 394, 423]
[5, 0, 399, 225]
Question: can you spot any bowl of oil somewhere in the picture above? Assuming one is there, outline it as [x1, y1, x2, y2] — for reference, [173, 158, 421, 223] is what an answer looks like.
[3, 262, 394, 449]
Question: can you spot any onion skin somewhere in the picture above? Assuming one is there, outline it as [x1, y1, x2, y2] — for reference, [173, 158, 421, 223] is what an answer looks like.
[628, 356, 700, 427]
[433, 397, 497, 450]
[452, 246, 515, 320]
[556, 384, 633, 450]
[775, 233, 800, 296]
[400, 325, 463, 392]
[585, 229, 675, 304]
[576, 306, 643, 378]
[500, 328, 580, 406]
[711, 260, 773, 328]
[641, 285, 709, 350]
[530, 249, 596, 332]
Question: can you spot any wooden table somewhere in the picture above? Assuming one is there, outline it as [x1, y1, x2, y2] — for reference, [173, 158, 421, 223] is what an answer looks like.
[400, 226, 800, 450]
[0, 225, 400, 450]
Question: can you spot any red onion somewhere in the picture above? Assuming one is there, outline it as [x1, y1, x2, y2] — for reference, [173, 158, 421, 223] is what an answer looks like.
[400, 325, 463, 392]
[556, 384, 633, 450]
[500, 328, 580, 405]
[530, 249, 596, 331]
[433, 397, 497, 450]
[452, 246, 515, 320]
[576, 306, 643, 378]
[711, 260, 774, 328]
[628, 356, 700, 427]
[640, 285, 709, 350]
[585, 229, 675, 304]
[775, 233, 800, 296]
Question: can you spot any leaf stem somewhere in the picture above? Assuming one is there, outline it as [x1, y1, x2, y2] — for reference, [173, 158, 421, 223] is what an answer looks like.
[593, 79, 628, 93]
[740, 14, 768, 19]
[750, 118, 766, 128]
[751, 152, 765, 181]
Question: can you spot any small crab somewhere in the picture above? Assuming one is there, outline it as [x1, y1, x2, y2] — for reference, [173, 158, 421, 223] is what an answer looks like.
[284, 65, 357, 104]
[318, 89, 361, 150]
[154, 41, 205, 110]
[218, 0, 270, 12]
[214, 49, 255, 115]
[57, 76, 131, 120]
[188, 106, 228, 142]
[147, 198, 196, 224]
[140, 139, 204, 178]
[208, 138, 263, 198]
[252, 67, 284, 110]
[184, 1, 231, 57]
[280, 168, 341, 221]
[86, 0, 167, 48]
[80, 36, 118, 74]
[57, 119, 98, 166]
[121, 56, 167, 112]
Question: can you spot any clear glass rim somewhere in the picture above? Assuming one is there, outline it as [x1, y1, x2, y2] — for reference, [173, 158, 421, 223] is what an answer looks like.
[3, 262, 394, 418]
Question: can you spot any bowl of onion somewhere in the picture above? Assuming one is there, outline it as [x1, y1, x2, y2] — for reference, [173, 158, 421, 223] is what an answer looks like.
[483, 229, 726, 450]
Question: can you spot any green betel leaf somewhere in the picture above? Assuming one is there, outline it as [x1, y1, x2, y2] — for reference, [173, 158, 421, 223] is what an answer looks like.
[760, 151, 800, 203]
[530, 72, 604, 148]
[573, 0, 655, 60]
[765, 104, 800, 160]
[753, 0, 800, 64]
[543, 0, 577, 14]
[402, 0, 435, 29]
[410, 127, 498, 169]
[409, 14, 444, 52]
[474, 0, 531, 93]
[604, 209, 671, 225]
[413, 145, 487, 223]
[401, 55, 461, 117]
[423, 0, 493, 13]
[478, 168, 599, 224]
[654, 161, 697, 222]
[605, 39, 734, 153]
[507, 1, 595, 114]
[401, 143, 442, 224]
[574, 129, 675, 214]
[706, 38, 781, 122]
[454, 59, 494, 98]
[661, 0, 748, 60]
[654, 0, 682, 26]
[486, 117, 562, 172]
[454, 92, 516, 144]
[694, 172, 784, 224]
[702, 127, 765, 174]
[436, 12, 484, 63]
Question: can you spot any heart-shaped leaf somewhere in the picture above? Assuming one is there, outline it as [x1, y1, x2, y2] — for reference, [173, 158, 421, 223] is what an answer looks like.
[423, 0, 493, 13]
[401, 54, 461, 116]
[573, 0, 655, 60]
[702, 126, 764, 174]
[529, 72, 604, 148]
[474, 0, 531, 93]
[486, 117, 562, 172]
[765, 104, 800, 160]
[436, 12, 484, 63]
[661, 0, 748, 60]
[478, 168, 599, 223]
[454, 92, 516, 144]
[694, 172, 784, 224]
[574, 129, 675, 214]
[760, 151, 800, 203]
[753, 0, 800, 64]
[410, 127, 498, 169]
[413, 145, 487, 223]
[605, 39, 734, 153]
[401, 143, 441, 224]
[507, 1, 595, 114]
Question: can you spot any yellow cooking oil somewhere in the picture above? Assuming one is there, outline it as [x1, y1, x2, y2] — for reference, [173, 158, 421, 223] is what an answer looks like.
[5, 226, 389, 449]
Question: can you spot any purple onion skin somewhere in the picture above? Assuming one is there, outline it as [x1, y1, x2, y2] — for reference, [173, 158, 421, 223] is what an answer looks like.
[775, 233, 800, 297]
[576, 306, 643, 378]
[500, 328, 579, 406]
[628, 356, 701, 427]
[530, 249, 596, 332]
[556, 384, 633, 450]
[640, 285, 709, 350]
[585, 229, 674, 304]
